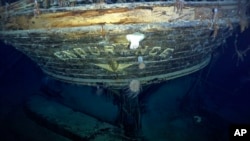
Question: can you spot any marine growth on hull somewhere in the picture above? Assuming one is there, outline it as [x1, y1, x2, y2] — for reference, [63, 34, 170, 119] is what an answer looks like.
[0, 0, 249, 89]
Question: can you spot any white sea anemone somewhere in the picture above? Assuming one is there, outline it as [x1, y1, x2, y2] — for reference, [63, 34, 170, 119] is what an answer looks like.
[126, 32, 145, 49]
[126, 79, 141, 98]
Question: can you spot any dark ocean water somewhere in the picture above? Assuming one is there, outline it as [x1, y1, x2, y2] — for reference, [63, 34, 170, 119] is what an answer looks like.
[0, 27, 250, 141]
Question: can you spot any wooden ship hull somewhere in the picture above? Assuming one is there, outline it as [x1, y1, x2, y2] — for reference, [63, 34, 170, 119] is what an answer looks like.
[0, 0, 249, 89]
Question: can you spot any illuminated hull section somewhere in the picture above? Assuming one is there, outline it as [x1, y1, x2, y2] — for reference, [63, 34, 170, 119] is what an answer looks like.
[0, 1, 248, 88]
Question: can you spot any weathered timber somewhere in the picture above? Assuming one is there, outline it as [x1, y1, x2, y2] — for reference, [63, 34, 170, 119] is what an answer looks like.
[0, 1, 249, 89]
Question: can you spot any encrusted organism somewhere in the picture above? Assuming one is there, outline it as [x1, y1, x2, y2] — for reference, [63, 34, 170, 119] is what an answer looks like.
[138, 56, 146, 69]
[126, 32, 145, 50]
[174, 0, 185, 14]
[127, 79, 141, 98]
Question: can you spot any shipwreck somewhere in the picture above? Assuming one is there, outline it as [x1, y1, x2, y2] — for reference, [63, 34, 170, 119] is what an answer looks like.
[1, 0, 249, 89]
[0, 0, 249, 140]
